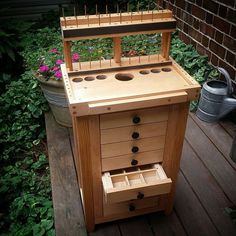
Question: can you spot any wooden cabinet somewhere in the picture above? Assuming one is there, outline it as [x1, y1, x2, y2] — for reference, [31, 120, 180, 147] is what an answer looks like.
[60, 8, 200, 232]
[71, 102, 192, 231]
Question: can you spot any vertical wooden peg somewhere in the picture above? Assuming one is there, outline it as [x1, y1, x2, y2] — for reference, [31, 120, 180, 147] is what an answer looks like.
[84, 5, 87, 15]
[113, 37, 121, 64]
[120, 11, 122, 24]
[96, 4, 98, 15]
[106, 5, 108, 15]
[63, 41, 73, 71]
[62, 8, 66, 28]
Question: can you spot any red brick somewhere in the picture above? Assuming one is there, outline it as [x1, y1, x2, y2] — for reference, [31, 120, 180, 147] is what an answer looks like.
[183, 23, 189, 33]
[182, 11, 194, 24]
[176, 0, 185, 9]
[193, 18, 200, 29]
[223, 35, 236, 52]
[200, 22, 215, 38]
[190, 39, 197, 48]
[189, 26, 202, 42]
[213, 16, 230, 34]
[203, 0, 219, 14]
[219, 5, 228, 18]
[192, 5, 205, 20]
[196, 43, 206, 55]
[211, 53, 219, 66]
[230, 25, 236, 38]
[227, 9, 236, 24]
[226, 51, 236, 66]
[218, 59, 236, 80]
[222, 0, 234, 7]
[177, 19, 183, 29]
[209, 40, 226, 58]
[181, 32, 191, 44]
[196, 0, 203, 6]
[202, 35, 209, 47]
[205, 49, 212, 60]
[215, 30, 223, 44]
[186, 2, 192, 13]
[205, 12, 213, 24]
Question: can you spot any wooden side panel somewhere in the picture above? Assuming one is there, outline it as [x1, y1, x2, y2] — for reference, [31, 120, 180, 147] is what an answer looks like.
[74, 116, 95, 232]
[162, 102, 190, 214]
[63, 41, 73, 71]
[161, 32, 171, 60]
[113, 37, 121, 63]
[89, 116, 103, 220]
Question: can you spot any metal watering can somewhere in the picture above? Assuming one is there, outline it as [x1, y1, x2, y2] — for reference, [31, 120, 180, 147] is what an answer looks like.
[196, 67, 236, 123]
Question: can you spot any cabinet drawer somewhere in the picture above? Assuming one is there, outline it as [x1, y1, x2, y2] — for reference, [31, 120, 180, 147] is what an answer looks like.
[101, 122, 167, 144]
[100, 106, 169, 130]
[101, 136, 165, 158]
[102, 150, 164, 171]
[103, 196, 161, 217]
[102, 164, 172, 203]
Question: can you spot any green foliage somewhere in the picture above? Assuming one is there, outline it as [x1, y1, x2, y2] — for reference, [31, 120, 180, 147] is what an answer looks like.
[170, 34, 218, 111]
[0, 71, 48, 160]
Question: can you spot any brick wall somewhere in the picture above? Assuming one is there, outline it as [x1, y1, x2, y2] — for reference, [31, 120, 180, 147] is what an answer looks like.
[160, 0, 236, 80]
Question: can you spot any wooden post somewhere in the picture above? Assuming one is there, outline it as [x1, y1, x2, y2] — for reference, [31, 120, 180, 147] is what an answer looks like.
[63, 41, 73, 71]
[160, 32, 171, 60]
[113, 37, 121, 64]
[162, 102, 190, 214]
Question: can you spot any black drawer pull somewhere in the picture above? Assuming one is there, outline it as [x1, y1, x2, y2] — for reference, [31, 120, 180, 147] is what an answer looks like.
[132, 132, 139, 139]
[131, 159, 138, 166]
[132, 146, 139, 153]
[137, 192, 145, 199]
[133, 116, 141, 124]
[129, 204, 136, 212]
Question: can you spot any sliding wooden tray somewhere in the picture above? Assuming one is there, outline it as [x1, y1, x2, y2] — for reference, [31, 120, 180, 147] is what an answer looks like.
[102, 164, 172, 203]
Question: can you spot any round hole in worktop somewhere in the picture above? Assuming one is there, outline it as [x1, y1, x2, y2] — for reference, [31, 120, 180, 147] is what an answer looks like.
[115, 73, 134, 81]
[139, 70, 150, 75]
[72, 77, 83, 82]
[151, 68, 161, 73]
[162, 67, 172, 72]
[96, 75, 107, 80]
[84, 76, 95, 81]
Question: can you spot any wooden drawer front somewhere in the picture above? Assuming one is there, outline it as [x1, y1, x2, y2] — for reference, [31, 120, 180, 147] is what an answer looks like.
[101, 136, 165, 158]
[103, 196, 161, 217]
[100, 106, 169, 130]
[102, 164, 172, 204]
[101, 122, 167, 144]
[102, 150, 164, 171]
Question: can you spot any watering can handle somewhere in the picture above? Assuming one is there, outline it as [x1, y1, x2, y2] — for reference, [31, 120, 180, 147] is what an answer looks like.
[217, 67, 233, 95]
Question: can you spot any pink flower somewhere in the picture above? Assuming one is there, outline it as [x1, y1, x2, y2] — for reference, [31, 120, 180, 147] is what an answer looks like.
[56, 59, 64, 65]
[39, 65, 49, 73]
[52, 66, 59, 71]
[54, 70, 62, 79]
[49, 48, 59, 54]
[72, 53, 80, 62]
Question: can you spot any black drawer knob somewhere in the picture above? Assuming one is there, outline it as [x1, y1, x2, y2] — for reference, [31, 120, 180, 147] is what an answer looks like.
[132, 146, 139, 153]
[133, 116, 141, 124]
[132, 132, 139, 139]
[129, 204, 136, 212]
[131, 159, 138, 166]
[137, 192, 145, 199]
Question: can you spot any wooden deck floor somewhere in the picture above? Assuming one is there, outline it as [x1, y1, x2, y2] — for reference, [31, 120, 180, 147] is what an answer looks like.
[45, 112, 236, 236]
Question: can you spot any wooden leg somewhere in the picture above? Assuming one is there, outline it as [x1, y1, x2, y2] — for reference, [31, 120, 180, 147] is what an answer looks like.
[162, 102, 190, 214]
[63, 41, 73, 71]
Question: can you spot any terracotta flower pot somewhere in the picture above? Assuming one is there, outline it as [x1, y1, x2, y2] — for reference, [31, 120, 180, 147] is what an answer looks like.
[36, 75, 72, 127]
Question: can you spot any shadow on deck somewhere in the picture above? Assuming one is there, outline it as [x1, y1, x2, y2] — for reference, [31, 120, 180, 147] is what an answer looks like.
[45, 112, 236, 236]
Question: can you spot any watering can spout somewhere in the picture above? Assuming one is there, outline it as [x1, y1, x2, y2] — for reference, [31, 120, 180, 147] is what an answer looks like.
[219, 98, 236, 119]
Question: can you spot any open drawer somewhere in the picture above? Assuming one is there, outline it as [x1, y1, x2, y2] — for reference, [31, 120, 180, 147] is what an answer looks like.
[102, 164, 172, 203]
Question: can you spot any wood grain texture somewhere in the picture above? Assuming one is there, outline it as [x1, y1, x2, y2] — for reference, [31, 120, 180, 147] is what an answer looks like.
[190, 113, 236, 170]
[186, 116, 236, 205]
[75, 116, 95, 231]
[89, 223, 121, 236]
[175, 173, 220, 236]
[63, 41, 72, 71]
[45, 112, 87, 236]
[148, 211, 187, 236]
[113, 37, 121, 63]
[100, 106, 169, 129]
[118, 216, 154, 236]
[162, 102, 190, 214]
[89, 116, 103, 219]
[181, 140, 236, 235]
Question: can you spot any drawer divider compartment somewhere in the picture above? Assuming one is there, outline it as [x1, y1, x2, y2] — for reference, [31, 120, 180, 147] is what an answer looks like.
[102, 164, 172, 203]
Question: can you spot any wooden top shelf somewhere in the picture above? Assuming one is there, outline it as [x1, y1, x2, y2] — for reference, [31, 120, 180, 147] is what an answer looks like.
[60, 10, 176, 40]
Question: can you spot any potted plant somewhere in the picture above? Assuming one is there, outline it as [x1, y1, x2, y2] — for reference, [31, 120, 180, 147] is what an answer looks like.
[35, 47, 80, 127]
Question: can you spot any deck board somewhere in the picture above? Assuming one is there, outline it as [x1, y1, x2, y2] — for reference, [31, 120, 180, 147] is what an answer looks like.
[46, 112, 236, 236]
